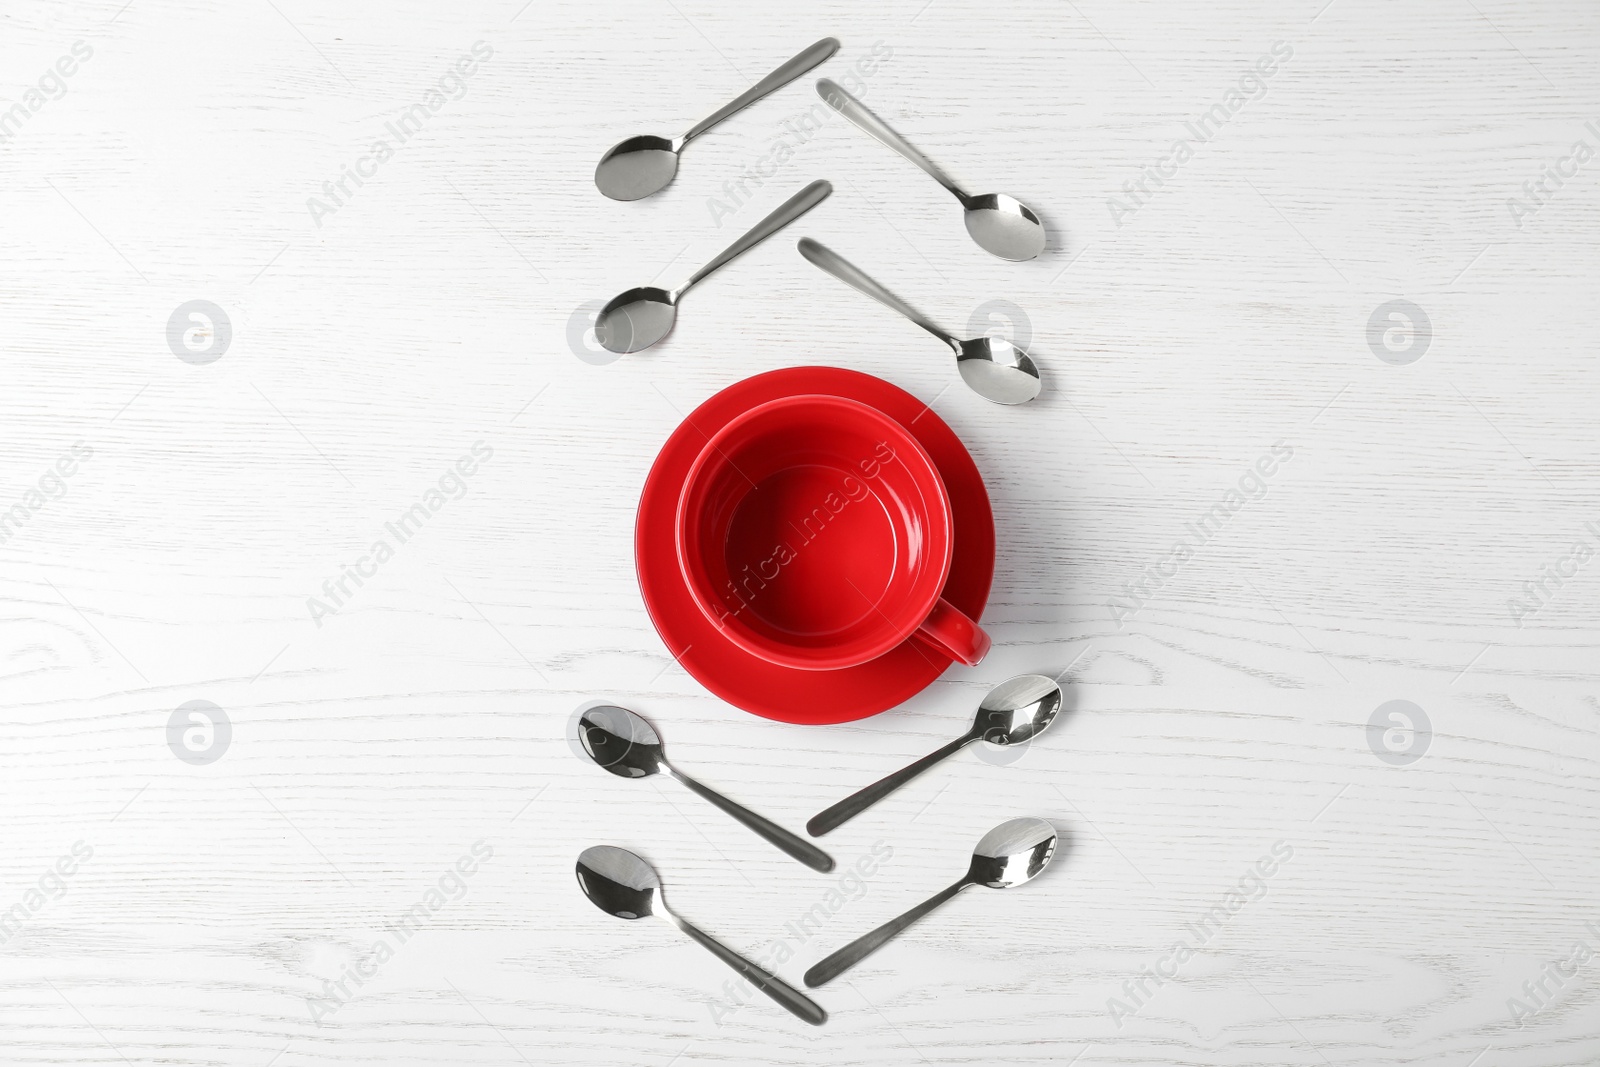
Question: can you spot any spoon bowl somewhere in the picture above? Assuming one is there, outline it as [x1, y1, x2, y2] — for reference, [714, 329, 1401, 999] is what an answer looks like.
[972, 672, 1062, 746]
[967, 816, 1058, 888]
[595, 286, 679, 355]
[955, 336, 1043, 405]
[594, 136, 682, 202]
[576, 844, 661, 920]
[577, 704, 666, 777]
[961, 193, 1047, 262]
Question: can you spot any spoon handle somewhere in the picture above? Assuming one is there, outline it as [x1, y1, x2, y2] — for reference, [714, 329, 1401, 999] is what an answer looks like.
[670, 914, 827, 1025]
[797, 238, 954, 347]
[816, 78, 965, 200]
[683, 38, 840, 144]
[804, 878, 971, 987]
[807, 732, 975, 837]
[681, 179, 831, 294]
[670, 767, 836, 872]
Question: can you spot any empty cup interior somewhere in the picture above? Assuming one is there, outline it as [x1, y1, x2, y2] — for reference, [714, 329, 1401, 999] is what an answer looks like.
[678, 396, 951, 669]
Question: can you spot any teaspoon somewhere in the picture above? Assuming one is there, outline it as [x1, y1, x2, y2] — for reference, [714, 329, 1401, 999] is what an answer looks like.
[816, 78, 1046, 261]
[798, 238, 1042, 405]
[595, 37, 839, 201]
[576, 845, 827, 1025]
[808, 674, 1062, 836]
[577, 704, 834, 872]
[596, 180, 831, 353]
[803, 817, 1057, 986]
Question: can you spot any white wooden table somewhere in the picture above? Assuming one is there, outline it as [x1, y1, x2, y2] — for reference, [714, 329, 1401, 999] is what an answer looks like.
[2, 0, 1597, 1063]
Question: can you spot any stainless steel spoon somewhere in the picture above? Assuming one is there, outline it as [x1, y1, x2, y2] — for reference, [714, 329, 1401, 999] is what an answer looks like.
[808, 674, 1062, 836]
[816, 78, 1046, 261]
[797, 238, 1043, 405]
[596, 180, 831, 353]
[577, 704, 834, 872]
[803, 817, 1057, 986]
[595, 38, 839, 201]
[576, 845, 827, 1025]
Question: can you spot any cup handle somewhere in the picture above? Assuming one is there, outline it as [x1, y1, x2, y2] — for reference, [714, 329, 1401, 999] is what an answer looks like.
[913, 597, 990, 666]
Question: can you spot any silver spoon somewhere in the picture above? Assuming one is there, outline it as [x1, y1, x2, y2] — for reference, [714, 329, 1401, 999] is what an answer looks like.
[816, 78, 1046, 262]
[576, 845, 827, 1025]
[596, 180, 831, 353]
[797, 238, 1043, 405]
[595, 38, 839, 201]
[803, 817, 1057, 986]
[807, 674, 1062, 836]
[577, 704, 834, 872]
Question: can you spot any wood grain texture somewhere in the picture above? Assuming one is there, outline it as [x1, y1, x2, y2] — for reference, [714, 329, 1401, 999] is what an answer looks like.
[1, 0, 1597, 1063]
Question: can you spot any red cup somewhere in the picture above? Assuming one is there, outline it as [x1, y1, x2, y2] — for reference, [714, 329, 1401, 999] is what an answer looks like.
[675, 394, 990, 671]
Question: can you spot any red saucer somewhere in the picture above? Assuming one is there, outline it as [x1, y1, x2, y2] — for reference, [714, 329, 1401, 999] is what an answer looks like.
[635, 367, 994, 725]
